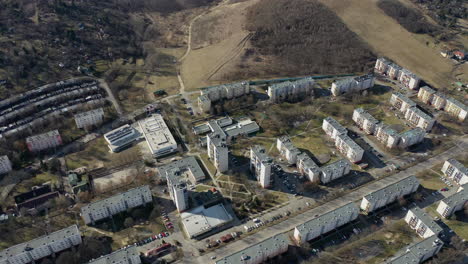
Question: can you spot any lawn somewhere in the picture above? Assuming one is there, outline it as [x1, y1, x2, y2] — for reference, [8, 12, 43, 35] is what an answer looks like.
[65, 137, 112, 170]
[199, 153, 217, 176]
[292, 129, 334, 157]
[424, 204, 468, 240]
[415, 169, 445, 191]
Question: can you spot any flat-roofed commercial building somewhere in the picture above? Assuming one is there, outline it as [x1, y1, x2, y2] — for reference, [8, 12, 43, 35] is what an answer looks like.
[268, 78, 315, 103]
[0, 155, 12, 175]
[390, 92, 416, 113]
[159, 157, 206, 212]
[181, 204, 233, 239]
[276, 136, 301, 164]
[139, 114, 178, 157]
[441, 159, 468, 186]
[331, 74, 375, 96]
[352, 108, 380, 135]
[0, 225, 82, 264]
[405, 206, 442, 238]
[215, 233, 288, 264]
[88, 246, 141, 264]
[404, 107, 435, 132]
[436, 184, 467, 218]
[360, 176, 419, 213]
[26, 130, 62, 152]
[250, 145, 273, 188]
[294, 202, 359, 244]
[104, 124, 140, 153]
[384, 235, 443, 264]
[195, 117, 259, 145]
[74, 108, 104, 129]
[81, 185, 152, 225]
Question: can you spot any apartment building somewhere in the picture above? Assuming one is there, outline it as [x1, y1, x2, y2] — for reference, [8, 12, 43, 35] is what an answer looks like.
[0, 155, 12, 175]
[320, 159, 352, 184]
[360, 176, 420, 213]
[385, 235, 443, 264]
[404, 107, 435, 131]
[375, 125, 400, 148]
[74, 108, 104, 129]
[398, 68, 421, 90]
[0, 225, 82, 264]
[207, 132, 229, 173]
[441, 159, 468, 186]
[88, 246, 141, 264]
[390, 92, 416, 113]
[139, 114, 178, 157]
[445, 97, 468, 121]
[294, 202, 359, 244]
[104, 124, 140, 153]
[215, 233, 288, 264]
[398, 128, 426, 149]
[405, 206, 442, 239]
[335, 134, 364, 163]
[81, 185, 152, 225]
[159, 157, 206, 212]
[331, 74, 375, 96]
[268, 77, 315, 103]
[436, 184, 467, 218]
[352, 108, 380, 134]
[431, 92, 448, 110]
[26, 130, 62, 152]
[198, 82, 250, 112]
[375, 58, 420, 89]
[250, 145, 273, 188]
[322, 117, 347, 140]
[297, 153, 321, 183]
[276, 136, 301, 164]
[417, 86, 436, 104]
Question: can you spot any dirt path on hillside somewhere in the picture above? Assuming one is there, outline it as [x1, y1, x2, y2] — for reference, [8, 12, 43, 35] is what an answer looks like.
[316, 0, 454, 89]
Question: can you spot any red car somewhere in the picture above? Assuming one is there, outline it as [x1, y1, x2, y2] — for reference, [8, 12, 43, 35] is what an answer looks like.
[160, 232, 167, 237]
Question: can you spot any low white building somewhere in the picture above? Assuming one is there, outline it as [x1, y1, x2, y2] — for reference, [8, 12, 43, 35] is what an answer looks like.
[74, 108, 104, 129]
[88, 246, 141, 264]
[250, 145, 273, 188]
[26, 130, 62, 152]
[385, 235, 443, 264]
[268, 77, 315, 103]
[139, 114, 178, 157]
[276, 136, 301, 164]
[331, 74, 375, 96]
[360, 176, 419, 213]
[335, 134, 364, 163]
[441, 159, 468, 186]
[81, 185, 152, 225]
[405, 206, 442, 238]
[159, 157, 206, 212]
[215, 233, 288, 264]
[181, 204, 233, 239]
[0, 155, 12, 175]
[436, 184, 467, 218]
[390, 92, 416, 113]
[293, 202, 359, 244]
[404, 107, 435, 132]
[352, 108, 380, 135]
[104, 124, 140, 153]
[0, 225, 82, 264]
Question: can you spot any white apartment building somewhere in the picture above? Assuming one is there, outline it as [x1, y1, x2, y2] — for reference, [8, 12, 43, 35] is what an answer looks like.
[215, 233, 288, 264]
[352, 108, 380, 135]
[198, 82, 250, 113]
[375, 58, 420, 89]
[0, 225, 82, 264]
[398, 128, 426, 149]
[445, 97, 468, 121]
[322, 117, 347, 140]
[268, 77, 315, 103]
[294, 202, 359, 244]
[404, 107, 435, 131]
[431, 92, 448, 110]
[417, 86, 467, 121]
[436, 184, 467, 218]
[320, 159, 351, 184]
[81, 185, 152, 225]
[198, 95, 211, 113]
[276, 136, 301, 164]
[405, 206, 442, 239]
[0, 155, 12, 175]
[159, 157, 206, 212]
[331, 74, 375, 96]
[104, 124, 140, 153]
[26, 130, 62, 152]
[139, 114, 178, 157]
[297, 153, 321, 183]
[360, 176, 420, 213]
[385, 235, 443, 264]
[417, 86, 436, 104]
[375, 125, 400, 149]
[207, 131, 229, 173]
[74, 108, 104, 129]
[335, 134, 364, 163]
[398, 68, 421, 90]
[88, 246, 141, 264]
[390, 92, 416, 113]
[441, 159, 468, 186]
[250, 145, 273, 188]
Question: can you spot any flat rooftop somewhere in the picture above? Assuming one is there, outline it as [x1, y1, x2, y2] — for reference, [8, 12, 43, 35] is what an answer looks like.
[88, 246, 139, 264]
[158, 156, 206, 185]
[139, 114, 177, 156]
[181, 204, 233, 238]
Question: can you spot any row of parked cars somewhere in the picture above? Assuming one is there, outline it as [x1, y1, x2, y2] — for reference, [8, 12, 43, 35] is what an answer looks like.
[162, 211, 174, 229]
[136, 232, 170, 247]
